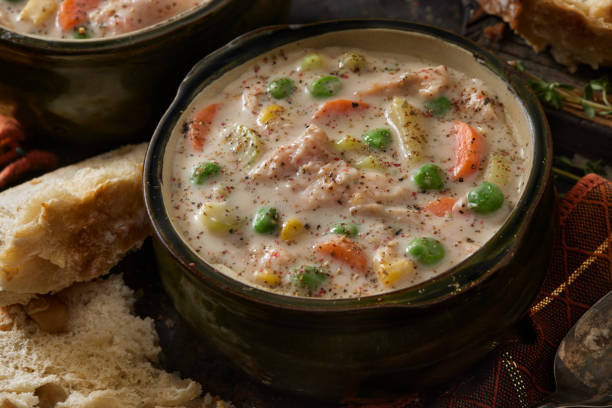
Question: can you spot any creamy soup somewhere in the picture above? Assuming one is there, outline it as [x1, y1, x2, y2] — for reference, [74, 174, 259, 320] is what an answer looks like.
[166, 46, 532, 299]
[0, 0, 211, 38]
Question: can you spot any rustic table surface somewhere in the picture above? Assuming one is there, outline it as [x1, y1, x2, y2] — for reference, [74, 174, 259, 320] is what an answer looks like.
[117, 1, 611, 407]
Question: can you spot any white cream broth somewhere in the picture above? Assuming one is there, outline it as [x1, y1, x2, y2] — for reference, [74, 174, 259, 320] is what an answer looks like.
[166, 44, 532, 299]
[0, 0, 210, 38]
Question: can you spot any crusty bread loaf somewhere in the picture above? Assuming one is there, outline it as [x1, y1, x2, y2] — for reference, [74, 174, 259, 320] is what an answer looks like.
[0, 143, 151, 307]
[0, 274, 231, 408]
[478, 0, 612, 70]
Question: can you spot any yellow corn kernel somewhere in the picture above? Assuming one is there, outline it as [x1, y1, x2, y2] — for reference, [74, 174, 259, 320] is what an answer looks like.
[375, 258, 415, 286]
[197, 202, 236, 234]
[280, 217, 304, 242]
[19, 0, 58, 25]
[257, 104, 285, 126]
[254, 269, 281, 286]
[354, 155, 384, 170]
[334, 135, 367, 151]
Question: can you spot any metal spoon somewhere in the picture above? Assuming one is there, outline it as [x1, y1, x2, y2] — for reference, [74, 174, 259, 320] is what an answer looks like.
[535, 290, 612, 408]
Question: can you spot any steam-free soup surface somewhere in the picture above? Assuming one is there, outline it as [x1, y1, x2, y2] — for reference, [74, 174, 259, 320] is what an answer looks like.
[167, 46, 531, 298]
[0, 0, 211, 38]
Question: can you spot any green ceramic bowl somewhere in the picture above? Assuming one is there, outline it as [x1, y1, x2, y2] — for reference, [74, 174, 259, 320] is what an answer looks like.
[0, 0, 287, 149]
[144, 20, 554, 400]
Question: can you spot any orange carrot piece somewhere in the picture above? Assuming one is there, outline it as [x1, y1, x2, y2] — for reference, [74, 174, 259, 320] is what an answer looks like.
[312, 99, 369, 120]
[188, 103, 219, 151]
[452, 121, 485, 181]
[314, 236, 368, 273]
[424, 197, 457, 217]
[58, 0, 101, 31]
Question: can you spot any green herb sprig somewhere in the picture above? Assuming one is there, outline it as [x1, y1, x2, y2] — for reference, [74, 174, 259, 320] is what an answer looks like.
[509, 60, 612, 120]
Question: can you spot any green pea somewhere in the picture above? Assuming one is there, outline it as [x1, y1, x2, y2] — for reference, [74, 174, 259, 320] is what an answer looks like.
[299, 54, 324, 71]
[362, 128, 392, 150]
[338, 52, 366, 72]
[406, 237, 445, 266]
[413, 164, 445, 191]
[268, 77, 294, 99]
[424, 96, 452, 116]
[467, 182, 504, 214]
[308, 76, 342, 99]
[252, 206, 279, 234]
[329, 222, 358, 237]
[291, 266, 327, 289]
[191, 162, 220, 184]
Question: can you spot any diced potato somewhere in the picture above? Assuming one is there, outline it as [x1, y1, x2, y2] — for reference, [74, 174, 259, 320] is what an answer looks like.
[197, 202, 237, 234]
[254, 269, 281, 286]
[374, 245, 415, 287]
[257, 104, 285, 126]
[334, 135, 367, 151]
[225, 125, 263, 166]
[280, 217, 303, 242]
[354, 155, 384, 170]
[19, 0, 58, 26]
[385, 96, 426, 163]
[298, 53, 324, 71]
[484, 152, 510, 186]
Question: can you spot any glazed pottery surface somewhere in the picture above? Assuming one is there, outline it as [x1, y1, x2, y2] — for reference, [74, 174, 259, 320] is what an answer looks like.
[144, 20, 554, 400]
[0, 0, 287, 148]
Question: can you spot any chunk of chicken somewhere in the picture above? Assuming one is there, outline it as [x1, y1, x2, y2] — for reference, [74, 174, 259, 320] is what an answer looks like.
[461, 87, 498, 122]
[241, 86, 265, 115]
[357, 65, 450, 98]
[249, 125, 333, 180]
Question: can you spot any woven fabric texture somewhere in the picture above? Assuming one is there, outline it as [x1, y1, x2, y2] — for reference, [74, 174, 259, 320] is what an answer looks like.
[349, 174, 612, 408]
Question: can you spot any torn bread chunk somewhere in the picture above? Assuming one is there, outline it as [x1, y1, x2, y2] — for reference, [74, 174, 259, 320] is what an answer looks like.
[478, 0, 612, 70]
[0, 275, 231, 408]
[0, 143, 151, 307]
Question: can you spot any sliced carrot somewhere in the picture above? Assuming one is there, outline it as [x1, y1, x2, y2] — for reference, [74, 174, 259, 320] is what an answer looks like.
[58, 0, 101, 31]
[424, 197, 457, 217]
[314, 236, 368, 273]
[312, 99, 369, 120]
[188, 103, 219, 151]
[452, 121, 485, 181]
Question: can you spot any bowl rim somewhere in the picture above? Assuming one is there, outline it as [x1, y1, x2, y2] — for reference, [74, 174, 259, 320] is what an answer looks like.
[144, 19, 553, 312]
[0, 0, 236, 53]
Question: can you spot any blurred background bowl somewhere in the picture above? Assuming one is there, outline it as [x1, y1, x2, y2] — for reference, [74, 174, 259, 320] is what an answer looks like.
[0, 0, 288, 151]
[144, 20, 554, 400]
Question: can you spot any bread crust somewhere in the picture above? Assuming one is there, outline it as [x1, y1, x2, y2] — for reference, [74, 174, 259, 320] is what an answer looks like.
[0, 144, 150, 306]
[478, 0, 612, 70]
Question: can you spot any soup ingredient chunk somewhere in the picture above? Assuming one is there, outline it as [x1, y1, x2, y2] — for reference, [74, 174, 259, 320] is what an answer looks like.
[338, 52, 366, 72]
[252, 206, 279, 234]
[374, 243, 415, 286]
[385, 97, 426, 163]
[406, 237, 445, 265]
[309, 76, 343, 98]
[198, 202, 237, 234]
[19, 0, 58, 25]
[424, 96, 452, 116]
[58, 0, 100, 31]
[329, 222, 359, 238]
[362, 128, 392, 150]
[424, 197, 457, 217]
[484, 152, 510, 186]
[413, 164, 445, 191]
[315, 236, 368, 273]
[292, 266, 328, 289]
[268, 77, 295, 99]
[280, 218, 304, 242]
[188, 103, 219, 151]
[226, 124, 263, 166]
[467, 182, 504, 214]
[452, 121, 485, 181]
[312, 99, 369, 120]
[299, 54, 324, 71]
[191, 162, 220, 184]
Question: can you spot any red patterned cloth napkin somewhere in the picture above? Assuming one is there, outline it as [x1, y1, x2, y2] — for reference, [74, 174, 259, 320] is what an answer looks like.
[349, 174, 612, 408]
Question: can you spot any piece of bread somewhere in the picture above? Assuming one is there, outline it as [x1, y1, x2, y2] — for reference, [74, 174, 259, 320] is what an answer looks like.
[478, 0, 612, 70]
[0, 143, 151, 307]
[0, 274, 231, 408]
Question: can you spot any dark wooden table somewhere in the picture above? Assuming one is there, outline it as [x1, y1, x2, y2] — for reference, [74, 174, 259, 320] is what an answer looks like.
[120, 2, 611, 407]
